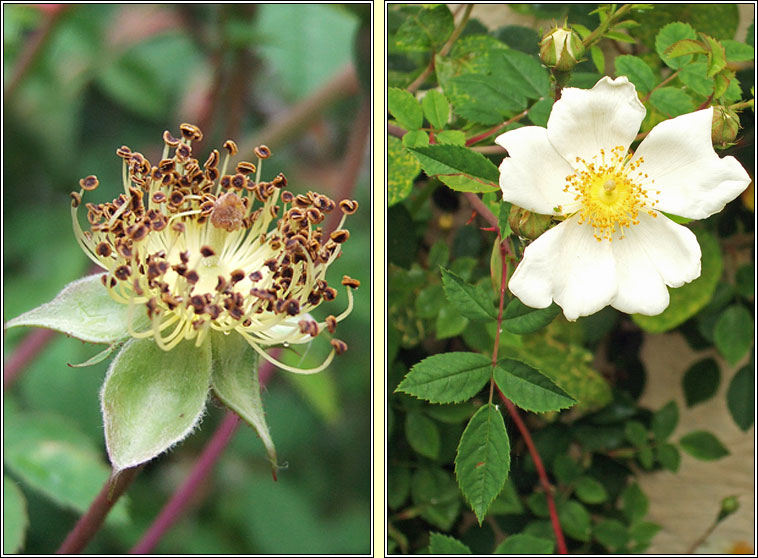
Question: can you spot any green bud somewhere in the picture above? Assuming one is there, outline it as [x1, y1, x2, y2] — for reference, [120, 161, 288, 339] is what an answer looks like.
[711, 105, 740, 148]
[717, 495, 740, 521]
[508, 205, 552, 240]
[540, 26, 585, 71]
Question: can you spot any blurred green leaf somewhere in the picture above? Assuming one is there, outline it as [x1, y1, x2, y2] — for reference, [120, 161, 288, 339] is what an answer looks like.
[679, 430, 730, 461]
[428, 532, 472, 554]
[558, 500, 591, 542]
[682, 358, 721, 407]
[621, 482, 648, 523]
[494, 533, 554, 554]
[406, 411, 441, 459]
[412, 468, 461, 531]
[3, 476, 28, 554]
[574, 475, 609, 504]
[713, 305, 754, 365]
[593, 519, 629, 552]
[488, 478, 524, 515]
[553, 454, 583, 484]
[624, 420, 648, 448]
[727, 364, 754, 431]
[388, 136, 421, 207]
[394, 5, 454, 52]
[656, 442, 681, 472]
[455, 404, 510, 524]
[735, 263, 754, 299]
[435, 304, 469, 339]
[651, 400, 679, 441]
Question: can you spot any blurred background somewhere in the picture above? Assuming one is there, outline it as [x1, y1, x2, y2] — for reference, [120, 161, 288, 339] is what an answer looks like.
[3, 3, 371, 554]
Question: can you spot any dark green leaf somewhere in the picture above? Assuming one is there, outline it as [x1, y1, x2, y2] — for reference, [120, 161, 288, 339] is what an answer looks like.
[553, 454, 582, 484]
[502, 298, 561, 334]
[651, 400, 679, 441]
[494, 359, 576, 413]
[388, 136, 420, 206]
[396, 352, 492, 404]
[655, 22, 698, 69]
[428, 532, 472, 554]
[735, 263, 754, 299]
[656, 442, 681, 472]
[493, 49, 551, 100]
[407, 144, 500, 193]
[422, 89, 450, 129]
[678, 61, 714, 98]
[455, 404, 510, 524]
[648, 86, 695, 117]
[558, 500, 591, 542]
[488, 478, 524, 515]
[679, 430, 730, 461]
[593, 519, 629, 551]
[614, 54, 657, 93]
[405, 411, 441, 459]
[621, 482, 648, 523]
[624, 420, 648, 448]
[394, 5, 454, 52]
[388, 87, 423, 130]
[590, 45, 605, 74]
[388, 465, 411, 509]
[494, 533, 554, 554]
[440, 266, 497, 320]
[683, 358, 721, 407]
[713, 305, 754, 365]
[629, 521, 661, 553]
[574, 475, 608, 504]
[727, 364, 754, 431]
[446, 72, 525, 125]
[411, 468, 461, 531]
[527, 97, 553, 127]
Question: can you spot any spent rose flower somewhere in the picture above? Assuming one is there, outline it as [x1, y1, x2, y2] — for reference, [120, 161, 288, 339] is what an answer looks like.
[496, 76, 751, 321]
[6, 124, 358, 471]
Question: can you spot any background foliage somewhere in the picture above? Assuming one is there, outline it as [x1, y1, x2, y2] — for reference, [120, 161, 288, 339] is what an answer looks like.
[3, 3, 371, 554]
[388, 3, 754, 554]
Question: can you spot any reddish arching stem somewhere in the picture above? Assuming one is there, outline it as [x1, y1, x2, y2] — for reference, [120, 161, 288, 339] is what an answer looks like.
[3, 328, 56, 389]
[490, 222, 568, 553]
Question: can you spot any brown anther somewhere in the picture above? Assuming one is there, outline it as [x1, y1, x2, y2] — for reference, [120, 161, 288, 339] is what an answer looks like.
[179, 123, 203, 141]
[339, 199, 359, 215]
[231, 173, 246, 190]
[341, 275, 360, 289]
[116, 241, 133, 260]
[254, 145, 271, 159]
[230, 269, 245, 284]
[323, 287, 338, 301]
[223, 140, 238, 156]
[179, 251, 190, 264]
[285, 299, 300, 316]
[95, 242, 112, 257]
[185, 270, 199, 284]
[200, 200, 215, 215]
[200, 245, 215, 258]
[79, 175, 99, 191]
[306, 208, 324, 224]
[271, 172, 287, 188]
[249, 270, 263, 282]
[214, 276, 227, 292]
[116, 145, 133, 159]
[192, 319, 206, 330]
[189, 295, 206, 313]
[114, 265, 131, 281]
[281, 191, 295, 203]
[175, 144, 191, 159]
[146, 297, 159, 318]
[207, 304, 222, 320]
[70, 191, 82, 207]
[173, 263, 188, 276]
[101, 274, 117, 288]
[294, 194, 312, 208]
[210, 191, 246, 232]
[330, 229, 350, 243]
[169, 190, 185, 206]
[132, 278, 144, 296]
[128, 224, 149, 242]
[159, 158, 175, 172]
[265, 258, 278, 271]
[150, 192, 166, 204]
[235, 161, 257, 174]
[172, 222, 186, 234]
[325, 315, 337, 333]
[204, 149, 220, 169]
[162, 131, 180, 147]
[330, 339, 348, 355]
[205, 167, 220, 182]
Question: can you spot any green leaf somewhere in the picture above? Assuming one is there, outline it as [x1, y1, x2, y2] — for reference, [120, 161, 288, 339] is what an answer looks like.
[590, 45, 605, 74]
[394, 5, 454, 52]
[445, 72, 525, 125]
[735, 263, 754, 299]
[648, 86, 695, 117]
[411, 468, 461, 531]
[488, 478, 524, 515]
[651, 400, 679, 441]
[558, 500, 591, 542]
[629, 521, 661, 553]
[3, 476, 27, 554]
[494, 359, 576, 413]
[388, 87, 423, 131]
[574, 476, 608, 504]
[727, 364, 754, 431]
[593, 519, 629, 552]
[713, 68, 736, 100]
[655, 21, 698, 69]
[388, 465, 411, 510]
[4, 411, 130, 525]
[493, 49, 551, 100]
[682, 358, 721, 407]
[435, 303, 469, 339]
[614, 54, 657, 94]
[665, 38, 708, 58]
[656, 442, 681, 472]
[633, 229, 722, 332]
[700, 33, 727, 77]
[494, 533, 554, 554]
[679, 430, 730, 461]
[210, 330, 277, 472]
[402, 129, 430, 148]
[435, 130, 466, 146]
[713, 305, 754, 365]
[101, 337, 212, 471]
[502, 298, 561, 334]
[455, 404, 510, 524]
[678, 61, 714, 98]
[397, 352, 492, 404]
[388, 135, 420, 207]
[407, 145, 500, 193]
[428, 532, 472, 554]
[527, 97, 553, 127]
[621, 482, 648, 523]
[722, 39, 755, 62]
[5, 274, 136, 344]
[624, 420, 648, 448]
[553, 454, 582, 484]
[422, 89, 450, 129]
[405, 410, 441, 459]
[440, 266, 497, 320]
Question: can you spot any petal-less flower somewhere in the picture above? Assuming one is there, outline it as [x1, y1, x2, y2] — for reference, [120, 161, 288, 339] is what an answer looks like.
[496, 76, 751, 321]
[72, 124, 357, 372]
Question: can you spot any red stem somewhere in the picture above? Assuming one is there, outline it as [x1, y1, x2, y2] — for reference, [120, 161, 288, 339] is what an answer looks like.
[491, 229, 568, 554]
[3, 328, 56, 389]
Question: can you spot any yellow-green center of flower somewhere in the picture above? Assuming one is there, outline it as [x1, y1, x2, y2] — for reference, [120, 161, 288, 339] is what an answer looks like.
[563, 145, 660, 241]
[71, 124, 358, 372]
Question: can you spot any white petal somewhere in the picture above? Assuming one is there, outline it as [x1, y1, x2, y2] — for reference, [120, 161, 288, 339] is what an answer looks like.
[632, 108, 751, 220]
[496, 126, 575, 214]
[547, 76, 645, 163]
[509, 217, 617, 321]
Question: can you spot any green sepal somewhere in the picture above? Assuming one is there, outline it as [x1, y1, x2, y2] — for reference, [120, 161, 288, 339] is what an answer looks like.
[5, 274, 140, 344]
[101, 337, 212, 472]
[68, 343, 122, 368]
[210, 330, 278, 475]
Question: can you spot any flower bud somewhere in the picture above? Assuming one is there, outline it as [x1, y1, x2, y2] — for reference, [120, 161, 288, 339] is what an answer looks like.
[717, 495, 740, 521]
[509, 205, 552, 240]
[540, 26, 585, 71]
[711, 105, 740, 148]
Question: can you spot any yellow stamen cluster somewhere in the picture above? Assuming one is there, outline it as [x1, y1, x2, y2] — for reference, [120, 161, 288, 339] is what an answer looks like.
[563, 145, 660, 241]
[71, 124, 358, 373]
